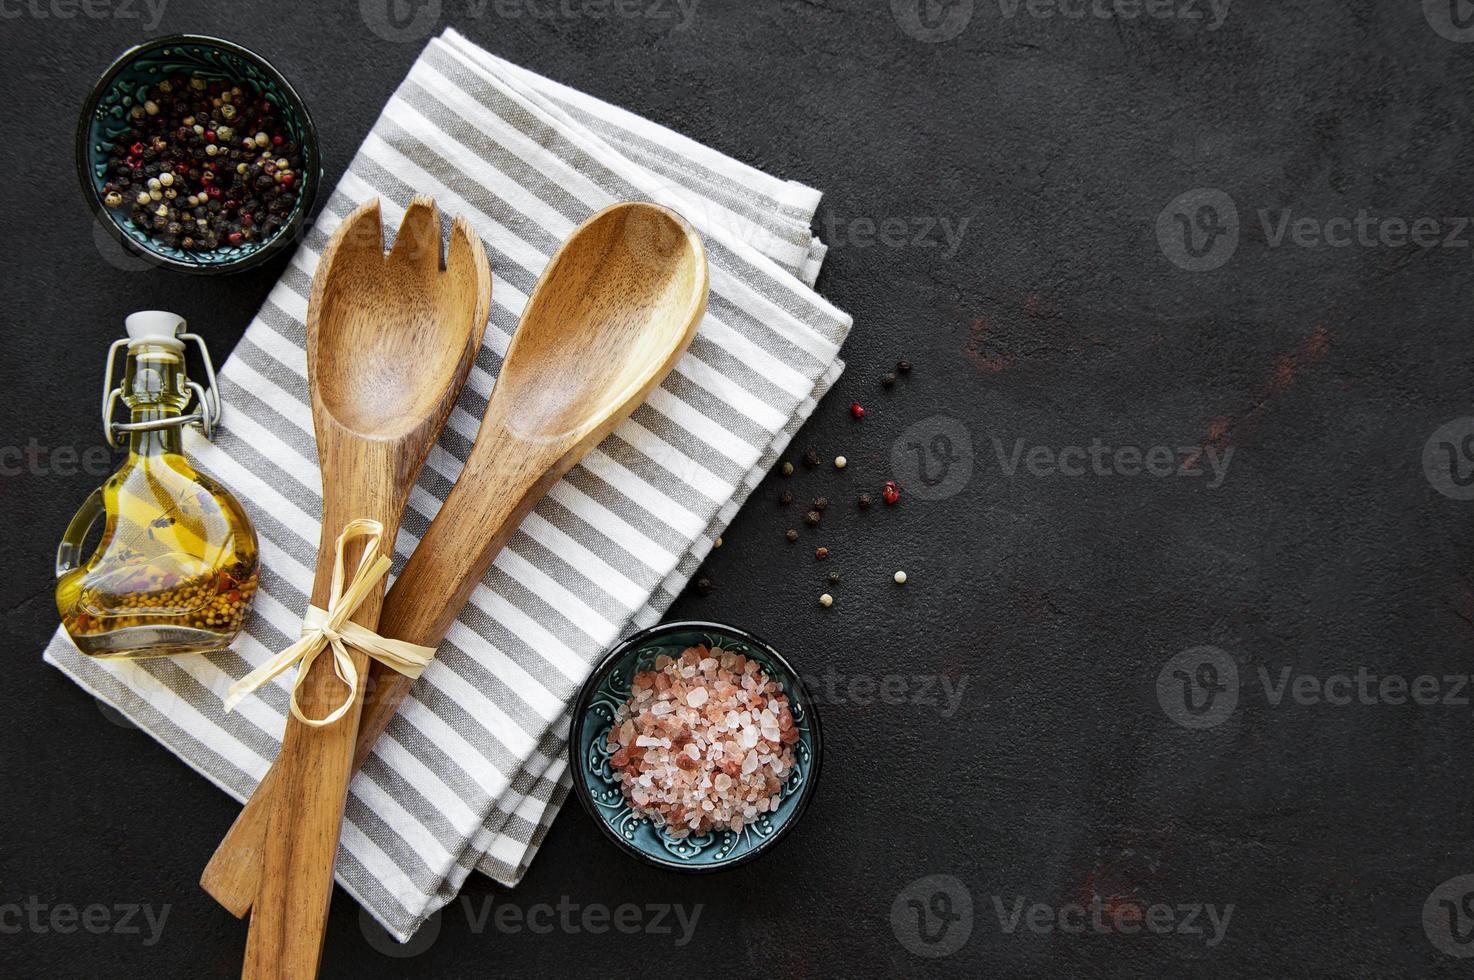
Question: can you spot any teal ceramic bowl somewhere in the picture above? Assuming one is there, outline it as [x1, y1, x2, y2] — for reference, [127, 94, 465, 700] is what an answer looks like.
[569, 621, 822, 872]
[76, 34, 320, 274]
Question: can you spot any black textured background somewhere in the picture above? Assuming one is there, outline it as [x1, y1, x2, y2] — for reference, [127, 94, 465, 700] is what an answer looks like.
[3, 1, 1473, 976]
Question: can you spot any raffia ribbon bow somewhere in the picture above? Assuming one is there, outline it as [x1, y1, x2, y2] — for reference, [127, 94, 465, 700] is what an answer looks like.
[223, 519, 436, 728]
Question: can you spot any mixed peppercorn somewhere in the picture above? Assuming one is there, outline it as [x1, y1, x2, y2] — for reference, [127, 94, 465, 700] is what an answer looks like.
[688, 360, 921, 604]
[98, 74, 303, 253]
[62, 561, 259, 640]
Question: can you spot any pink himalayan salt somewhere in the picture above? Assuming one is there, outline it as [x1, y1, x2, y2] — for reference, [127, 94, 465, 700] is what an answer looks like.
[608, 644, 798, 836]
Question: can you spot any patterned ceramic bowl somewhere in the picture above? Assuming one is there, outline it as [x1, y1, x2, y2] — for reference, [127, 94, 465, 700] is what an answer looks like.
[76, 34, 320, 274]
[569, 621, 822, 871]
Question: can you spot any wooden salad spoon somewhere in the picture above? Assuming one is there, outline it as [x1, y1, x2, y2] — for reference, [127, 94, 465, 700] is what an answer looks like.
[236, 195, 491, 979]
[202, 202, 707, 933]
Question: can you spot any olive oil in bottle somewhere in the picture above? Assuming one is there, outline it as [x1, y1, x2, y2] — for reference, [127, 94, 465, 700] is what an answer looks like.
[55, 311, 259, 658]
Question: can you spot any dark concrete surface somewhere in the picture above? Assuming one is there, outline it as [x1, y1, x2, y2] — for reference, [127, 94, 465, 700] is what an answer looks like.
[4, 1, 1474, 976]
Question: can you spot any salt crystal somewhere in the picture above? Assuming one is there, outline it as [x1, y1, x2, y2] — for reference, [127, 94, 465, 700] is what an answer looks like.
[612, 646, 800, 835]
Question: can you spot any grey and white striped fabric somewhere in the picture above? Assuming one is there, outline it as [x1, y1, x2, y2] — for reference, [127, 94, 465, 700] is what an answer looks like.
[43, 29, 850, 942]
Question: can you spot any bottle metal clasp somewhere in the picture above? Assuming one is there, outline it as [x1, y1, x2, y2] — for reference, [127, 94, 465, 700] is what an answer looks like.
[101, 319, 222, 449]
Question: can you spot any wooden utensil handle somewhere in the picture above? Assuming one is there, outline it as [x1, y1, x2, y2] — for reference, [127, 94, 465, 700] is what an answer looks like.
[203, 427, 580, 919]
[240, 461, 404, 980]
[242, 647, 370, 979]
[200, 664, 414, 918]
[201, 426, 571, 918]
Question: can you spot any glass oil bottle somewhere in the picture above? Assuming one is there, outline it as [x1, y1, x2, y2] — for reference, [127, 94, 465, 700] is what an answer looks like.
[55, 311, 260, 658]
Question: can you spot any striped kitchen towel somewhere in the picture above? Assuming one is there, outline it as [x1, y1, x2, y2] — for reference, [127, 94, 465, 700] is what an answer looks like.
[44, 28, 850, 942]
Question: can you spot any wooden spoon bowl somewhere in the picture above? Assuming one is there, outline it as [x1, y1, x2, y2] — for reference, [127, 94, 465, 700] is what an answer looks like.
[383, 201, 709, 641]
[494, 203, 707, 441]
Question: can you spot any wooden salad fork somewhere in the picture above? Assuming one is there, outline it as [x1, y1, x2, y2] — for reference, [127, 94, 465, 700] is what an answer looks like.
[227, 195, 490, 979]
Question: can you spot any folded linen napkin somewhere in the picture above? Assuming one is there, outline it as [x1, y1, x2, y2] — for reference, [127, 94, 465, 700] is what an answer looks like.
[44, 28, 850, 942]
